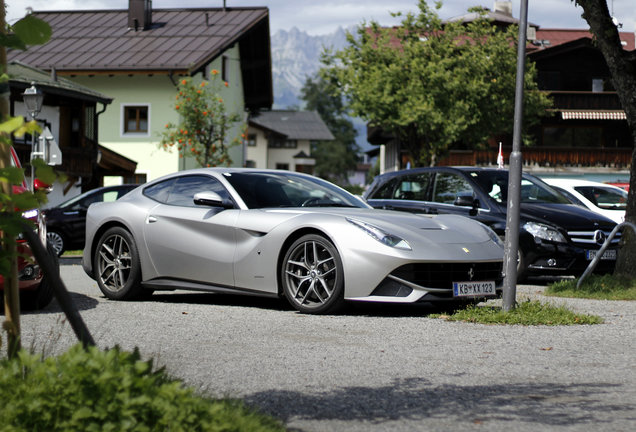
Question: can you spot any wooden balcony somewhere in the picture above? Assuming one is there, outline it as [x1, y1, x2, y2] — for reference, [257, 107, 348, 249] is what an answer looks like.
[440, 147, 632, 168]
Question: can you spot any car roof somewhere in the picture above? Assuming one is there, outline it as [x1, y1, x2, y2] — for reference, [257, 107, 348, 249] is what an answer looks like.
[544, 178, 626, 190]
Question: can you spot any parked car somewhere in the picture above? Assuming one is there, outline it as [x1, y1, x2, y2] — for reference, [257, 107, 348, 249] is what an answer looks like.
[0, 147, 55, 310]
[364, 167, 620, 281]
[82, 168, 505, 314]
[44, 184, 138, 256]
[543, 178, 627, 224]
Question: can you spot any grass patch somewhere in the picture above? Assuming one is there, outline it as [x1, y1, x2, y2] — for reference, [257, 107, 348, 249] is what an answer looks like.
[61, 250, 83, 257]
[432, 300, 603, 325]
[546, 274, 636, 300]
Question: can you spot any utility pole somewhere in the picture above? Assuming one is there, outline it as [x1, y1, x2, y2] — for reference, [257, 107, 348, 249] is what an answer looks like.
[502, 0, 529, 312]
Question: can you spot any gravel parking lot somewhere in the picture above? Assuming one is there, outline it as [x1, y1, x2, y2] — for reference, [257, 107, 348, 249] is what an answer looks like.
[6, 260, 636, 432]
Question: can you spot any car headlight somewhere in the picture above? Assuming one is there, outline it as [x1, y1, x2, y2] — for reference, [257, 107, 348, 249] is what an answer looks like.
[347, 218, 411, 250]
[523, 221, 566, 243]
[479, 222, 503, 246]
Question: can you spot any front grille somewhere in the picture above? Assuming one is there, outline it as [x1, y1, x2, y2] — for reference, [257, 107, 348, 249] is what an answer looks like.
[390, 262, 503, 290]
[567, 229, 620, 248]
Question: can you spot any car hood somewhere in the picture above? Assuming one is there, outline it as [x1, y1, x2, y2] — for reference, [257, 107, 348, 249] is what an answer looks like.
[246, 207, 497, 245]
[520, 203, 616, 230]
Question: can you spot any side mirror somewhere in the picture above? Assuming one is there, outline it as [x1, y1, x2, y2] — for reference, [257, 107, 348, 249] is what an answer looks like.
[454, 195, 475, 207]
[193, 191, 234, 209]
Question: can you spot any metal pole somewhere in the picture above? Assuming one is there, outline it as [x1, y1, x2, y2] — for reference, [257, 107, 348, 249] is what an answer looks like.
[502, 0, 529, 311]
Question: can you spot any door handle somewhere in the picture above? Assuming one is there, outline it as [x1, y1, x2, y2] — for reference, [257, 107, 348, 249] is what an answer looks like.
[147, 216, 158, 223]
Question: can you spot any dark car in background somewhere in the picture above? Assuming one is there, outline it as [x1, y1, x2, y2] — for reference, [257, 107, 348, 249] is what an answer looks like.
[364, 167, 619, 281]
[44, 184, 138, 256]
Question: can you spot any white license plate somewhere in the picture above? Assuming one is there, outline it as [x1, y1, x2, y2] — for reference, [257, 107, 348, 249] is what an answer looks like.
[452, 281, 496, 298]
[586, 249, 617, 261]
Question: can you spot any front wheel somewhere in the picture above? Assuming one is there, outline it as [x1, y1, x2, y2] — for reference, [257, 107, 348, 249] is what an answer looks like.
[47, 230, 65, 256]
[281, 234, 344, 314]
[94, 227, 143, 300]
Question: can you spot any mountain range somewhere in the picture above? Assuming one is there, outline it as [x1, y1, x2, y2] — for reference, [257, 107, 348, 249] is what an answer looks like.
[270, 26, 372, 152]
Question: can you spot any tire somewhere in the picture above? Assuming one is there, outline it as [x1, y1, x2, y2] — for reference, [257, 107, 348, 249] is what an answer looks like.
[94, 227, 143, 300]
[281, 234, 344, 314]
[516, 248, 528, 283]
[46, 230, 65, 256]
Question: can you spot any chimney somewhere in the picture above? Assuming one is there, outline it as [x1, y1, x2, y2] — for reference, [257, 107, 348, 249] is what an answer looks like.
[493, 1, 513, 17]
[128, 0, 152, 31]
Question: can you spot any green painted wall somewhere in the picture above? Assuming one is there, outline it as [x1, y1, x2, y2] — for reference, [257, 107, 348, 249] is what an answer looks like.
[72, 46, 246, 181]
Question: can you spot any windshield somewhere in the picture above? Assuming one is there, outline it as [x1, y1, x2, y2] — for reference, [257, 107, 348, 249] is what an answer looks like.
[223, 172, 370, 209]
[467, 171, 570, 205]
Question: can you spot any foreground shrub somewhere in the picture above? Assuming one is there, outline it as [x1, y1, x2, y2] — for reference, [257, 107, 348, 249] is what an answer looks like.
[433, 300, 603, 325]
[546, 274, 636, 300]
[0, 345, 284, 432]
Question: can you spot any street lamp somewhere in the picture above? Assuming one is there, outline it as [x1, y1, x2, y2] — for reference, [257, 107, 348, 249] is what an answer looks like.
[21, 82, 44, 191]
[22, 82, 44, 120]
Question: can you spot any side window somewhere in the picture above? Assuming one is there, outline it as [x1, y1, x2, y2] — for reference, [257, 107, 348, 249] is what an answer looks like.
[102, 191, 119, 202]
[166, 176, 231, 208]
[394, 173, 431, 201]
[432, 173, 474, 204]
[369, 177, 399, 199]
[143, 179, 175, 204]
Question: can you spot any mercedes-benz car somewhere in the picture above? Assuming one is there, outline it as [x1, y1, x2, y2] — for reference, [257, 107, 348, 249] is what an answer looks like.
[364, 167, 619, 281]
[82, 168, 504, 314]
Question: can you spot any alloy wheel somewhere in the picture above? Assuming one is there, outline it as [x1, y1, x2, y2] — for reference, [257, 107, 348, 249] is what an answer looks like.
[284, 237, 340, 311]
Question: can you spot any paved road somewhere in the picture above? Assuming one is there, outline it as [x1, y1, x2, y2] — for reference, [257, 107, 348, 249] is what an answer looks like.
[8, 260, 636, 431]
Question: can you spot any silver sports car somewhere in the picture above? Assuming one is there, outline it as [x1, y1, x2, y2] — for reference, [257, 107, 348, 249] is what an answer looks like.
[82, 168, 504, 314]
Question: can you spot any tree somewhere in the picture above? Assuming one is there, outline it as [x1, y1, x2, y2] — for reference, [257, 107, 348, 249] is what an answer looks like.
[160, 70, 244, 167]
[575, 0, 636, 279]
[320, 0, 551, 166]
[1, 4, 52, 357]
[300, 74, 359, 185]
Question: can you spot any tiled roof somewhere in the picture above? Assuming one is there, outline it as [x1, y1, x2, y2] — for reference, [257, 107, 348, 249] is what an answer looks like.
[8, 7, 269, 74]
[8, 61, 112, 104]
[533, 29, 635, 51]
[249, 111, 335, 141]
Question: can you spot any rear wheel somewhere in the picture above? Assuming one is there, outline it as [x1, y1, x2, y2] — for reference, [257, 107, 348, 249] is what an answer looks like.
[94, 227, 143, 300]
[281, 234, 344, 314]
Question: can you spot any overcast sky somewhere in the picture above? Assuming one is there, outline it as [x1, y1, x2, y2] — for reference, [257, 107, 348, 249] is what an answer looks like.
[6, 0, 636, 35]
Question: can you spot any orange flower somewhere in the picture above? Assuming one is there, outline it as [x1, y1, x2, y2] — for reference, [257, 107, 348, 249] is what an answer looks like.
[218, 98, 223, 103]
[202, 111, 208, 116]
[175, 105, 180, 110]
[224, 81, 229, 87]
[200, 82, 206, 87]
[211, 69, 219, 75]
[181, 79, 187, 85]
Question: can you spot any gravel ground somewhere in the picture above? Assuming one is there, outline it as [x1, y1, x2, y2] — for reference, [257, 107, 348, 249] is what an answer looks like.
[4, 260, 636, 432]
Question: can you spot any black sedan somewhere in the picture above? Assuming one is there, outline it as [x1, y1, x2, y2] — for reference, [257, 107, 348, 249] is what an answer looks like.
[44, 184, 138, 256]
[364, 167, 619, 281]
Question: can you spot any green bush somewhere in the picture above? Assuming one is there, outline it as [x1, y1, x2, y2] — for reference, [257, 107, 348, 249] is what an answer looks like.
[0, 345, 284, 432]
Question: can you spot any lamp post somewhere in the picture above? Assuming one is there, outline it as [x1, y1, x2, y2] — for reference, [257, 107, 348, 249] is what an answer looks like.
[21, 82, 44, 191]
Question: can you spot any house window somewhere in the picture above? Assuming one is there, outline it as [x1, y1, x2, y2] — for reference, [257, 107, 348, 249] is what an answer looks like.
[592, 79, 604, 92]
[269, 139, 297, 148]
[123, 105, 149, 135]
[222, 56, 229, 83]
[247, 134, 257, 147]
[276, 163, 289, 170]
